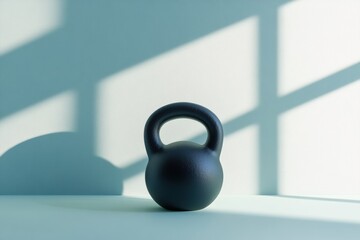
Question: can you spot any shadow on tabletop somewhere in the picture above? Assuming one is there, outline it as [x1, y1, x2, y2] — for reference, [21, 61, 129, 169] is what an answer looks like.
[40, 196, 165, 213]
[34, 196, 360, 239]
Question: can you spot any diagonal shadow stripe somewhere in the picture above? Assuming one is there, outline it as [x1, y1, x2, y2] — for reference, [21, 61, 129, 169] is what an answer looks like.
[278, 63, 360, 113]
[0, 0, 290, 119]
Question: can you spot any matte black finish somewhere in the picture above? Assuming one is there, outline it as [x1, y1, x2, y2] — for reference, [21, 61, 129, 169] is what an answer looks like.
[144, 102, 223, 211]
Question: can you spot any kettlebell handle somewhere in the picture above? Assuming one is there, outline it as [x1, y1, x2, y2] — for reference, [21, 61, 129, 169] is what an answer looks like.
[144, 102, 223, 155]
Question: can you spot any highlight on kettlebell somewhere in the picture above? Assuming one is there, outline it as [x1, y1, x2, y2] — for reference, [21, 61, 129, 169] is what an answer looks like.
[144, 102, 224, 211]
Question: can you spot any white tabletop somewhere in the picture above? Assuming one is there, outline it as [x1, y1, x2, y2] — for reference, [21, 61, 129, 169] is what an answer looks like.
[1, 195, 360, 240]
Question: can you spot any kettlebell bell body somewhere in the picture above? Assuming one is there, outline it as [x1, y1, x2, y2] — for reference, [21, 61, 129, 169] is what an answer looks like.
[144, 102, 223, 211]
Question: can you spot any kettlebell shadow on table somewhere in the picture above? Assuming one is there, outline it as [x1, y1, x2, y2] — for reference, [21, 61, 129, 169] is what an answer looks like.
[0, 132, 127, 195]
[40, 196, 165, 213]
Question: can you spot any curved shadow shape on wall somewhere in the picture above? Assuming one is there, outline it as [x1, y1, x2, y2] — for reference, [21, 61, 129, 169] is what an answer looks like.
[0, 133, 123, 194]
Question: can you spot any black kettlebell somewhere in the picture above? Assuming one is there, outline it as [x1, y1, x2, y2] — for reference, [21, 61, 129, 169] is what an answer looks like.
[144, 102, 223, 211]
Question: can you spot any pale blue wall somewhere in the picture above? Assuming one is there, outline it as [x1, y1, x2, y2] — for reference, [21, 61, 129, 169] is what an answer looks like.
[1, 0, 359, 196]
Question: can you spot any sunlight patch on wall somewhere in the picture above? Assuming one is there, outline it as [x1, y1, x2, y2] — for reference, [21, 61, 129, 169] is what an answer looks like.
[278, 0, 360, 96]
[122, 171, 147, 197]
[160, 118, 207, 145]
[96, 16, 258, 196]
[0, 91, 76, 156]
[0, 0, 63, 55]
[279, 80, 360, 196]
[221, 124, 258, 195]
